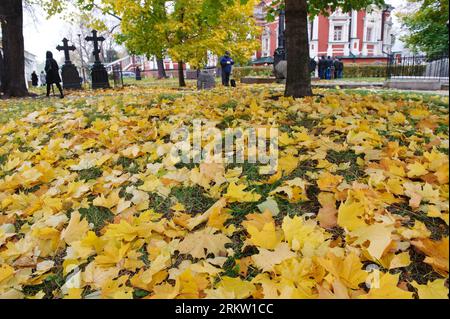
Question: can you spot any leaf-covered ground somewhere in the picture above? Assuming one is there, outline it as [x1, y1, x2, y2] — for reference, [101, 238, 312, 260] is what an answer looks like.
[0, 85, 448, 299]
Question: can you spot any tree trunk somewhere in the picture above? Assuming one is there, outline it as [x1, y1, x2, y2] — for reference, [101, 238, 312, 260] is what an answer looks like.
[157, 58, 167, 79]
[0, 0, 28, 97]
[284, 0, 312, 98]
[0, 50, 5, 94]
[178, 61, 186, 87]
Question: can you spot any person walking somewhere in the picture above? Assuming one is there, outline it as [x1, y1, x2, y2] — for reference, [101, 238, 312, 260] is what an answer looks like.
[318, 56, 326, 79]
[333, 58, 340, 79]
[45, 51, 64, 98]
[40, 71, 46, 86]
[31, 71, 38, 87]
[220, 51, 234, 86]
[336, 59, 344, 79]
[325, 56, 333, 80]
[309, 58, 317, 76]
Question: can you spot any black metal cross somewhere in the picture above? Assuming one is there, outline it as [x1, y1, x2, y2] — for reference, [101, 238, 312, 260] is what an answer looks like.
[85, 30, 105, 64]
[56, 38, 76, 65]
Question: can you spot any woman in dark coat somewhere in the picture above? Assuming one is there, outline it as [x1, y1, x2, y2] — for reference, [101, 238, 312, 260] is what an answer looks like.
[45, 51, 64, 98]
[31, 71, 38, 87]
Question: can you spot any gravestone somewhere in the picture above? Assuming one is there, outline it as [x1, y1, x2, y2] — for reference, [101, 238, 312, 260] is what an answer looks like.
[85, 30, 110, 89]
[186, 70, 199, 80]
[197, 70, 215, 90]
[274, 61, 287, 82]
[112, 64, 123, 87]
[56, 38, 82, 89]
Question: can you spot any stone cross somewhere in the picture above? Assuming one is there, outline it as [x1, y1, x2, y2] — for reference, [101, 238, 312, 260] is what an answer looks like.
[56, 38, 76, 65]
[85, 30, 105, 64]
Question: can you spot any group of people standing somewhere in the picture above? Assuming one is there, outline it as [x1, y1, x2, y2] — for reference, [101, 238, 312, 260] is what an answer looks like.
[318, 56, 344, 80]
[30, 51, 64, 98]
[31, 71, 46, 87]
[219, 51, 345, 85]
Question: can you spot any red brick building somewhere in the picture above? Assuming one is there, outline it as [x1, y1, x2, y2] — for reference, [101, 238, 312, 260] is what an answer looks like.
[253, 1, 394, 64]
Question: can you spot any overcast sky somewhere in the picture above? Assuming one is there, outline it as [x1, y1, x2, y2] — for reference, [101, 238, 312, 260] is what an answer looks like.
[23, 0, 407, 64]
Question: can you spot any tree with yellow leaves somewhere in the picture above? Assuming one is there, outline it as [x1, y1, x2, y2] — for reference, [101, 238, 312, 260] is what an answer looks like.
[105, 0, 260, 87]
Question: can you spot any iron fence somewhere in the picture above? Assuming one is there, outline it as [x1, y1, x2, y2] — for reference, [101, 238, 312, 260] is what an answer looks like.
[387, 54, 449, 80]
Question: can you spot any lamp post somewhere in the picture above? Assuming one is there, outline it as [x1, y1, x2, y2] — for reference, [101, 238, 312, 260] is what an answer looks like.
[78, 33, 87, 84]
[274, 9, 286, 66]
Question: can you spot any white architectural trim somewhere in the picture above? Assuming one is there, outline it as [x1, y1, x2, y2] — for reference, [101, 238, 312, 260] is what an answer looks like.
[329, 20, 350, 43]
[351, 10, 358, 38]
[312, 16, 319, 40]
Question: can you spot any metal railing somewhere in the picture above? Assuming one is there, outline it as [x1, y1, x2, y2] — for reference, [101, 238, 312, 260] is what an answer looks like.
[387, 54, 449, 80]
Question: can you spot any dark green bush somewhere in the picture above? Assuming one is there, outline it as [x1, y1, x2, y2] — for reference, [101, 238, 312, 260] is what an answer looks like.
[233, 66, 273, 80]
[233, 63, 427, 79]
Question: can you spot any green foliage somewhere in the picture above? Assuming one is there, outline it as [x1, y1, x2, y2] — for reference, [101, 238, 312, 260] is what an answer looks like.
[343, 64, 425, 78]
[233, 64, 416, 79]
[232, 66, 274, 80]
[104, 0, 260, 68]
[265, 0, 386, 20]
[399, 0, 449, 57]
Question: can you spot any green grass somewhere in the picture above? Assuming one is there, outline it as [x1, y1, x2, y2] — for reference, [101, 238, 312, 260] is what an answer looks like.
[123, 77, 196, 88]
[116, 156, 141, 174]
[326, 150, 366, 183]
[77, 167, 103, 181]
[171, 186, 216, 215]
[79, 205, 115, 232]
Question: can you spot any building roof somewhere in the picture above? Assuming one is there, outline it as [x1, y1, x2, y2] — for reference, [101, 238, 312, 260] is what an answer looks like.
[251, 56, 274, 65]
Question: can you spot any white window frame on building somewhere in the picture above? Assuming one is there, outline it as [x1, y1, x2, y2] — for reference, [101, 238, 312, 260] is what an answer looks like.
[329, 22, 349, 43]
[333, 25, 344, 41]
[328, 10, 350, 44]
[261, 26, 271, 57]
[365, 26, 374, 42]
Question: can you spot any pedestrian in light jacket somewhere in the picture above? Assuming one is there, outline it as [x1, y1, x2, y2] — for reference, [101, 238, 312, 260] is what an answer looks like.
[40, 71, 46, 86]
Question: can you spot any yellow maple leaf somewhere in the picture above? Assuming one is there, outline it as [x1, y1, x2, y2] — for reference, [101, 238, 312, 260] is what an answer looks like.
[186, 198, 227, 230]
[317, 172, 343, 191]
[177, 227, 231, 259]
[0, 264, 14, 284]
[224, 182, 261, 202]
[317, 192, 337, 229]
[407, 162, 428, 178]
[359, 273, 414, 299]
[387, 252, 412, 269]
[337, 200, 366, 231]
[150, 282, 180, 299]
[412, 237, 449, 276]
[278, 154, 299, 175]
[316, 252, 368, 290]
[213, 276, 255, 299]
[93, 191, 121, 209]
[252, 243, 296, 272]
[243, 211, 281, 249]
[101, 275, 134, 299]
[61, 211, 90, 245]
[412, 279, 449, 299]
[351, 223, 393, 260]
[282, 215, 328, 255]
